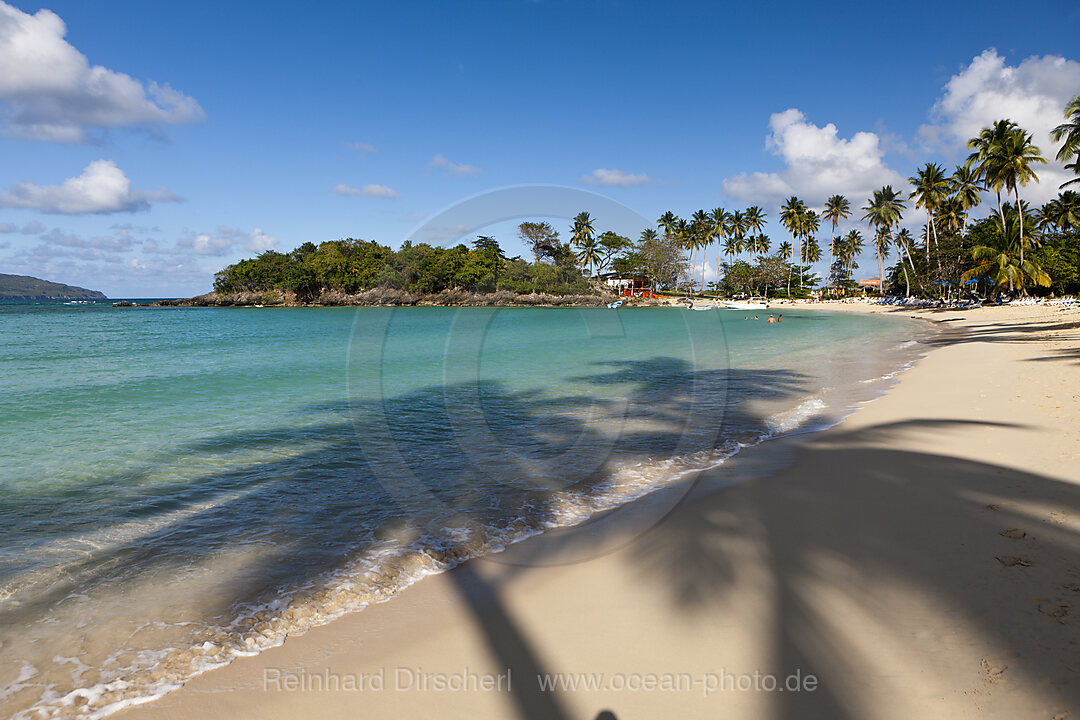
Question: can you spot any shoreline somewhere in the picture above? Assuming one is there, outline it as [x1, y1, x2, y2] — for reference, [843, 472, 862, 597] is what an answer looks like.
[120, 302, 1080, 719]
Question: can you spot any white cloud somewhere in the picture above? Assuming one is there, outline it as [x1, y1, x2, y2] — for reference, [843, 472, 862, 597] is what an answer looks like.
[919, 49, 1080, 201]
[430, 154, 481, 176]
[0, 160, 182, 214]
[346, 142, 376, 152]
[171, 227, 278, 257]
[580, 168, 651, 187]
[20, 220, 44, 234]
[245, 228, 278, 252]
[333, 182, 399, 198]
[722, 109, 905, 206]
[0, 221, 14, 233]
[0, 2, 204, 142]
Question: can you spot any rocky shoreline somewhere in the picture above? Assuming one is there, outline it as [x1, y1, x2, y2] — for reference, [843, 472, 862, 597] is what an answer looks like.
[122, 287, 669, 308]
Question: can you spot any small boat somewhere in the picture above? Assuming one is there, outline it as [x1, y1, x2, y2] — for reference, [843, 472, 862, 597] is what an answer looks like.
[723, 299, 769, 310]
[607, 300, 623, 309]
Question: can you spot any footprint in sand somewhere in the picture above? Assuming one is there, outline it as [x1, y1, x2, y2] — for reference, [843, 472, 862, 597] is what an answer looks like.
[1050, 511, 1069, 525]
[1000, 528, 1027, 539]
[996, 555, 1033, 567]
[1039, 604, 1070, 620]
[980, 658, 1007, 683]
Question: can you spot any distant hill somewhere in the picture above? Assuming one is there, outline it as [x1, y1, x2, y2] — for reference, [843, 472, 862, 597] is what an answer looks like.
[0, 273, 107, 301]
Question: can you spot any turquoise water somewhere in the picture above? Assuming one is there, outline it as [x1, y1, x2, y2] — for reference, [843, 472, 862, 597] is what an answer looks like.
[0, 302, 923, 718]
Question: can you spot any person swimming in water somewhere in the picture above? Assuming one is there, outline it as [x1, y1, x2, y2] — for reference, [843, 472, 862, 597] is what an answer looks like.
[767, 315, 776, 323]
[778, 314, 782, 322]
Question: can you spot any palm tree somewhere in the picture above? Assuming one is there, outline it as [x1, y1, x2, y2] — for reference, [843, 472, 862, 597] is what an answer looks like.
[779, 197, 806, 297]
[729, 210, 748, 259]
[950, 164, 983, 237]
[657, 211, 678, 239]
[1042, 191, 1080, 231]
[863, 186, 910, 295]
[690, 209, 711, 292]
[801, 210, 820, 289]
[894, 228, 915, 296]
[908, 162, 951, 261]
[873, 228, 890, 295]
[575, 235, 600, 278]
[1000, 128, 1046, 274]
[801, 236, 821, 268]
[962, 205, 1051, 294]
[710, 207, 731, 290]
[966, 119, 1020, 241]
[821, 195, 850, 294]
[843, 229, 864, 282]
[937, 197, 966, 237]
[744, 206, 767, 248]
[777, 240, 793, 297]
[674, 218, 693, 295]
[1051, 94, 1080, 189]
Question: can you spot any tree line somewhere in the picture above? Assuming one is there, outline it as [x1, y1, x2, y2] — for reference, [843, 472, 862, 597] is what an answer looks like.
[213, 95, 1080, 300]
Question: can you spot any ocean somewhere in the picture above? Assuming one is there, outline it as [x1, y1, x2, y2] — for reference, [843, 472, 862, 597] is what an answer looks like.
[0, 301, 926, 718]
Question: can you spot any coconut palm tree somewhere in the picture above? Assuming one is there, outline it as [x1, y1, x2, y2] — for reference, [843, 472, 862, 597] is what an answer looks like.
[710, 207, 731, 290]
[995, 127, 1046, 274]
[863, 186, 910, 295]
[962, 205, 1051, 293]
[873, 227, 890, 295]
[776, 240, 792, 297]
[908, 163, 951, 261]
[950, 164, 983, 237]
[1051, 94, 1080, 189]
[966, 119, 1021, 240]
[800, 210, 820, 289]
[821, 195, 850, 292]
[1042, 191, 1080, 231]
[691, 210, 712, 292]
[894, 228, 915, 296]
[744, 206, 767, 245]
[779, 197, 805, 296]
[576, 235, 600, 278]
[674, 218, 693, 295]
[801, 236, 821, 266]
[657, 211, 678, 239]
[843, 229, 864, 278]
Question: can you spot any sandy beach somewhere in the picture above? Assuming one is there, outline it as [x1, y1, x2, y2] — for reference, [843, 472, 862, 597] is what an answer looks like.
[120, 303, 1080, 720]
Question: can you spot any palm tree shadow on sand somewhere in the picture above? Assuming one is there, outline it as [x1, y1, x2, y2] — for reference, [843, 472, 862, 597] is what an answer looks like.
[620, 418, 1080, 719]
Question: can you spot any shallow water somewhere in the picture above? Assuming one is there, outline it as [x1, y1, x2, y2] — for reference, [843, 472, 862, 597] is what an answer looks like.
[0, 302, 925, 718]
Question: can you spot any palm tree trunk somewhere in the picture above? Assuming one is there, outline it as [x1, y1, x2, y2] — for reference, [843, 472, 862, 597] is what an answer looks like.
[1015, 188, 1025, 296]
[688, 248, 694, 298]
[877, 251, 885, 295]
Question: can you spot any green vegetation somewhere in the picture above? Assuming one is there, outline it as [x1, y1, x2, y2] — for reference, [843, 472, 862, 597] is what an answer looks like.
[0, 273, 106, 301]
[212, 97, 1080, 303]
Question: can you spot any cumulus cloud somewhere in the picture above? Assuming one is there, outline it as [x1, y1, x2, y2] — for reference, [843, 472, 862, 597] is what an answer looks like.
[20, 220, 44, 234]
[919, 49, 1080, 201]
[0, 2, 204, 142]
[332, 182, 399, 198]
[346, 142, 376, 152]
[722, 109, 905, 205]
[169, 227, 279, 257]
[0, 221, 14, 233]
[581, 168, 651, 187]
[430, 154, 481, 176]
[245, 228, 278, 252]
[0, 160, 182, 214]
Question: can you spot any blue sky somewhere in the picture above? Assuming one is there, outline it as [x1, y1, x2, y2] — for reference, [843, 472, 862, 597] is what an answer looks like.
[1, 0, 1079, 296]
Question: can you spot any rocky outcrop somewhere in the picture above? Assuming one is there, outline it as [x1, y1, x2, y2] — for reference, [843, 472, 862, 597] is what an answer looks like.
[154, 287, 616, 308]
